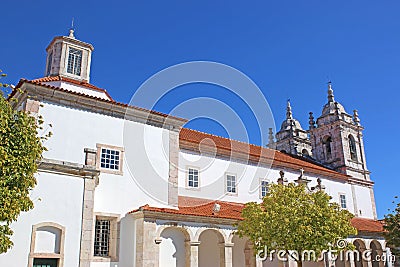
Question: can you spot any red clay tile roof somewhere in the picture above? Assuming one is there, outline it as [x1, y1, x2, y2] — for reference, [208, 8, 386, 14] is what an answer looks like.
[179, 128, 350, 181]
[129, 196, 245, 220]
[130, 196, 384, 233]
[13, 78, 187, 122]
[351, 217, 385, 233]
[32, 76, 114, 100]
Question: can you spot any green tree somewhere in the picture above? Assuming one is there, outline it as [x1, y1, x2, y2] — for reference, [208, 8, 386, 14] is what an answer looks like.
[237, 182, 357, 267]
[384, 197, 400, 257]
[0, 70, 48, 253]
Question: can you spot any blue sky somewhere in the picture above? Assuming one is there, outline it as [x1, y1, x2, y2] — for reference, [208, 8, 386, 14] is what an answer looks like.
[2, 1, 399, 218]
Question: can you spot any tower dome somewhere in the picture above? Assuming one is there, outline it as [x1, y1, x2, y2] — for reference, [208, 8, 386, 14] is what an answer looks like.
[321, 82, 347, 116]
[280, 100, 304, 131]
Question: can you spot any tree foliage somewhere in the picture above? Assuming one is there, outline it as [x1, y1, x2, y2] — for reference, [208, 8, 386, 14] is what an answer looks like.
[237, 183, 357, 266]
[384, 198, 400, 257]
[0, 70, 48, 253]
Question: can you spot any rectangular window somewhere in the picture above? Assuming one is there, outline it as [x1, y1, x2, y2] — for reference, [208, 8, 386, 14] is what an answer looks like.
[94, 219, 111, 257]
[339, 194, 347, 209]
[226, 174, 236, 194]
[260, 180, 269, 198]
[188, 168, 199, 188]
[33, 258, 58, 267]
[67, 47, 82, 76]
[100, 148, 120, 171]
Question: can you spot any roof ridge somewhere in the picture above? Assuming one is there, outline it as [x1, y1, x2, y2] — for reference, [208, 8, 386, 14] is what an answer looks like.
[181, 127, 266, 149]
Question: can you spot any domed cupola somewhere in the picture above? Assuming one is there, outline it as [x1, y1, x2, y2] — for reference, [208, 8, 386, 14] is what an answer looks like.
[269, 100, 312, 157]
[321, 82, 347, 116]
[280, 100, 304, 132]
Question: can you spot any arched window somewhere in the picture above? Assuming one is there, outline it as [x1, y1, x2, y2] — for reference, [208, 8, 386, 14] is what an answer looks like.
[302, 149, 309, 157]
[323, 136, 332, 159]
[29, 222, 65, 267]
[349, 135, 358, 161]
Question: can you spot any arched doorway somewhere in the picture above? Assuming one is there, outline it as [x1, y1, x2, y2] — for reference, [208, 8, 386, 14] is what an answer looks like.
[371, 240, 384, 267]
[159, 227, 190, 267]
[198, 229, 225, 267]
[353, 239, 367, 267]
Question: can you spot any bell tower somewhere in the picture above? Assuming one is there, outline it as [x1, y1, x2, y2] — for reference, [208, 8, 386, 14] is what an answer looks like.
[309, 82, 370, 180]
[45, 29, 94, 82]
[269, 100, 312, 157]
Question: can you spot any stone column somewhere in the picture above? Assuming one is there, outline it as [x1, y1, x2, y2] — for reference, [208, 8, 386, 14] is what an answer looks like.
[187, 241, 200, 267]
[135, 218, 159, 267]
[219, 243, 234, 267]
[168, 130, 179, 207]
[79, 176, 97, 267]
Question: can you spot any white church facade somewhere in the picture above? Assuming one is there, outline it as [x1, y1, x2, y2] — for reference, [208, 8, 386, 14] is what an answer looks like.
[0, 30, 391, 267]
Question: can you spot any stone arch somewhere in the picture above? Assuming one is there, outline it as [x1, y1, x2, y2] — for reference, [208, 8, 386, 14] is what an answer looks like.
[28, 222, 65, 267]
[370, 240, 384, 267]
[323, 135, 333, 159]
[194, 227, 227, 243]
[158, 226, 191, 267]
[198, 228, 227, 267]
[348, 134, 358, 161]
[353, 239, 368, 267]
[155, 223, 192, 243]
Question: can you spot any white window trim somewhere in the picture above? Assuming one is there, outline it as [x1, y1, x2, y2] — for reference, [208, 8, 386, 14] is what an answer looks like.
[186, 166, 200, 190]
[225, 172, 238, 196]
[96, 143, 124, 175]
[339, 193, 347, 209]
[28, 222, 65, 267]
[63, 44, 86, 79]
[92, 213, 120, 262]
[259, 178, 270, 199]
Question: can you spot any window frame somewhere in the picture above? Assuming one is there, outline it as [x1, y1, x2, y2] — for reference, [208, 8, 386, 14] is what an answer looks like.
[66, 47, 83, 76]
[186, 167, 200, 189]
[339, 193, 347, 209]
[93, 213, 120, 262]
[96, 144, 124, 175]
[348, 135, 358, 161]
[259, 179, 269, 199]
[225, 173, 237, 195]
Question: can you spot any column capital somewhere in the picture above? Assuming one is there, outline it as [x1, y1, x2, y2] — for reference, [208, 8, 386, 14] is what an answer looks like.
[188, 241, 201, 246]
[219, 242, 234, 248]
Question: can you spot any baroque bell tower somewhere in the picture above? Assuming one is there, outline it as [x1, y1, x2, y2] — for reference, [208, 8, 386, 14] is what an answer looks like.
[309, 82, 370, 180]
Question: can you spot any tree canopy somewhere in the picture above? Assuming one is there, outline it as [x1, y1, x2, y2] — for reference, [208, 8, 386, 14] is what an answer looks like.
[237, 182, 357, 266]
[0, 70, 48, 253]
[384, 198, 400, 257]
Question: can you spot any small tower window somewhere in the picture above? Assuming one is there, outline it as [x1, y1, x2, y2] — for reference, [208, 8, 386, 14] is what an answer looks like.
[46, 52, 53, 76]
[323, 136, 332, 160]
[302, 149, 309, 157]
[349, 135, 357, 161]
[67, 47, 82, 76]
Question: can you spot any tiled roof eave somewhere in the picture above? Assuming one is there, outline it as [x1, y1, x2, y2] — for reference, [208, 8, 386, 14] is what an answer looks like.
[12, 79, 187, 129]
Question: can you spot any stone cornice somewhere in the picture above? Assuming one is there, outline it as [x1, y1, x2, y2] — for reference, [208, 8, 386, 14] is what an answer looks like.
[38, 158, 100, 178]
[130, 210, 239, 225]
[348, 177, 374, 187]
[13, 81, 187, 132]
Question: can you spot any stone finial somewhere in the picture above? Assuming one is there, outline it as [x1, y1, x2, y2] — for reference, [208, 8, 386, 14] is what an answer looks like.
[286, 99, 293, 120]
[295, 168, 311, 187]
[268, 128, 274, 145]
[277, 170, 288, 185]
[312, 178, 326, 191]
[68, 28, 75, 39]
[309, 112, 315, 129]
[353, 109, 361, 126]
[327, 81, 335, 103]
